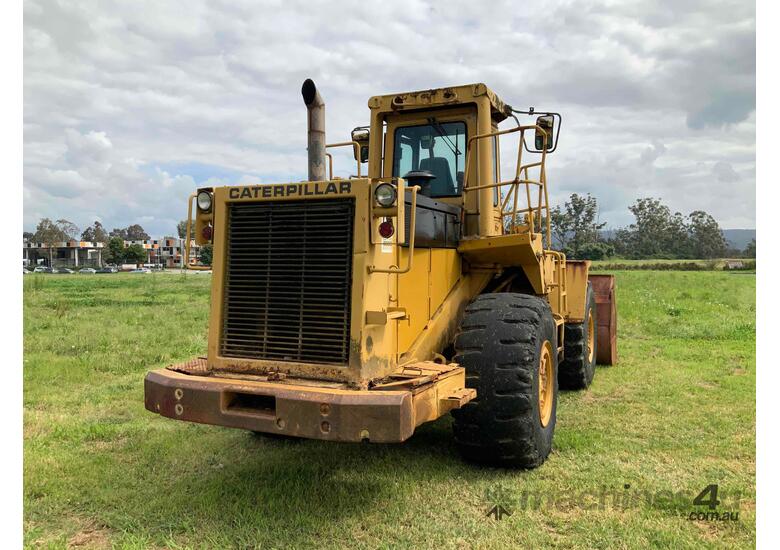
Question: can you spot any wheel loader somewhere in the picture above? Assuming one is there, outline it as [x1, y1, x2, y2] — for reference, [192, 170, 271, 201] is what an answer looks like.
[144, 79, 617, 468]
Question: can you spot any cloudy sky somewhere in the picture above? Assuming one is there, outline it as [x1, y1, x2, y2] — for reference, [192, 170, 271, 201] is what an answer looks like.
[23, 0, 755, 237]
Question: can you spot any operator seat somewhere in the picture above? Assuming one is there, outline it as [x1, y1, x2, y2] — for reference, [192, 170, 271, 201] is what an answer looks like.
[419, 157, 454, 196]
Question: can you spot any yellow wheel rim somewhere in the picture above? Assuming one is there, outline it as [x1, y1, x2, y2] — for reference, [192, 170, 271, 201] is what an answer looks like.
[587, 314, 595, 364]
[538, 341, 554, 427]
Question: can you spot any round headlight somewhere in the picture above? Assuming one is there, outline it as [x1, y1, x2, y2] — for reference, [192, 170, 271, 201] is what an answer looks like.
[374, 183, 397, 208]
[196, 191, 212, 212]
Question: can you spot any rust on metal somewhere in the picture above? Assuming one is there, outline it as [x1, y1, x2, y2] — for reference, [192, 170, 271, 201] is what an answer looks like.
[589, 274, 617, 365]
[167, 357, 210, 375]
[146, 359, 475, 443]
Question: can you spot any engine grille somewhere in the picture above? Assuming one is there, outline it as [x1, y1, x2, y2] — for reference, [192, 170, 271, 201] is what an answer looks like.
[221, 199, 354, 365]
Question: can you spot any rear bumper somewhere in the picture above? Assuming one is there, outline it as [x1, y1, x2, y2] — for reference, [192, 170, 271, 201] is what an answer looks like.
[144, 366, 473, 443]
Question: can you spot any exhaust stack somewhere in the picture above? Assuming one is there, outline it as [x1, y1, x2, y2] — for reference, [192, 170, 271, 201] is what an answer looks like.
[301, 79, 326, 181]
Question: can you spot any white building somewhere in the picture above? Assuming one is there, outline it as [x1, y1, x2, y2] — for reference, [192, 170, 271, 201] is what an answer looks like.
[23, 237, 201, 268]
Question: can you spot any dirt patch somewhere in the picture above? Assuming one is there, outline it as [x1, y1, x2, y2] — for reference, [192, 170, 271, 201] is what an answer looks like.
[67, 523, 112, 549]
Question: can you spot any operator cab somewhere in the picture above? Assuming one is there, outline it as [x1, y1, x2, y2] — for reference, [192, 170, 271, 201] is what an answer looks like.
[392, 121, 466, 198]
[364, 84, 558, 237]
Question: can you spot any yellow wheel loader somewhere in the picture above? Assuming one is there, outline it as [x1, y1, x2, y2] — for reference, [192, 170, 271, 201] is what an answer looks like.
[144, 80, 617, 468]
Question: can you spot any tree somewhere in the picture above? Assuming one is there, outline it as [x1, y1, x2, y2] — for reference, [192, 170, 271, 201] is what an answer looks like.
[33, 218, 80, 265]
[577, 241, 615, 261]
[109, 227, 128, 240]
[33, 218, 64, 266]
[81, 221, 109, 243]
[612, 198, 691, 259]
[744, 239, 756, 259]
[124, 243, 147, 264]
[687, 211, 727, 259]
[611, 198, 732, 259]
[55, 219, 80, 240]
[23, 231, 34, 240]
[125, 224, 150, 240]
[549, 193, 607, 259]
[549, 208, 572, 250]
[105, 236, 126, 265]
[109, 224, 150, 241]
[199, 244, 213, 266]
[177, 219, 195, 239]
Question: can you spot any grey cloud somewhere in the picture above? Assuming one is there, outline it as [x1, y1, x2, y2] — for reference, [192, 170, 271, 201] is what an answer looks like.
[23, 0, 755, 235]
[712, 161, 740, 183]
[639, 141, 667, 165]
[686, 90, 755, 130]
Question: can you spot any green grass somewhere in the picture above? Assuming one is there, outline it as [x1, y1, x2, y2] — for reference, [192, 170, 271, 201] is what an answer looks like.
[590, 258, 755, 271]
[24, 271, 755, 549]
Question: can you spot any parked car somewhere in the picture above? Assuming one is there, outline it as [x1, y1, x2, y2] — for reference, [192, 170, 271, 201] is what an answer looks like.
[129, 268, 151, 274]
[33, 266, 53, 274]
[23, 268, 31, 275]
[79, 268, 97, 274]
[54, 268, 74, 274]
[96, 267, 118, 274]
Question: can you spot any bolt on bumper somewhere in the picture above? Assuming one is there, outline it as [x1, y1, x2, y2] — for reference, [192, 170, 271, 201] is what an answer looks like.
[144, 363, 474, 443]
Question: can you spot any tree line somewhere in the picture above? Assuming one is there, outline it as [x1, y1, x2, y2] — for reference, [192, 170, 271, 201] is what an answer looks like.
[25, 199, 754, 266]
[549, 195, 755, 261]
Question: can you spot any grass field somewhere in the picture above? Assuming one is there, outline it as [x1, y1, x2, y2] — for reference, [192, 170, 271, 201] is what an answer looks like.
[23, 270, 755, 549]
[590, 258, 756, 271]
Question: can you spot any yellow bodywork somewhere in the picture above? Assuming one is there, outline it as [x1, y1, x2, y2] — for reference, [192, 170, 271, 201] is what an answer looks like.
[163, 82, 597, 440]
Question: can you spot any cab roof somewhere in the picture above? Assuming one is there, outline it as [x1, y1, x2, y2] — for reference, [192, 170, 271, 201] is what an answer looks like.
[368, 83, 510, 123]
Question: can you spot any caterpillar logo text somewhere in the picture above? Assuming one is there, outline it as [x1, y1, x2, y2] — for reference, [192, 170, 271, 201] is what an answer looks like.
[228, 181, 352, 200]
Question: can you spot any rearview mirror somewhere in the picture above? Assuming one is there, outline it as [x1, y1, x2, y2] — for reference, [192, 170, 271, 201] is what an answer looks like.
[534, 115, 554, 151]
[351, 127, 370, 164]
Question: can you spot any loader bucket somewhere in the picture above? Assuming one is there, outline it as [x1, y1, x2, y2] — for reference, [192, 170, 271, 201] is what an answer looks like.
[588, 274, 617, 365]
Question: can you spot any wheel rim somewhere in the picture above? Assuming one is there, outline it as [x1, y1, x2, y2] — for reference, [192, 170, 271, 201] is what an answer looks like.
[587, 314, 595, 364]
[538, 340, 554, 427]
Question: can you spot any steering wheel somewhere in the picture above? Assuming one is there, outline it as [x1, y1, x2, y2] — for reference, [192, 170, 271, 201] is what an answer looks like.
[402, 170, 436, 195]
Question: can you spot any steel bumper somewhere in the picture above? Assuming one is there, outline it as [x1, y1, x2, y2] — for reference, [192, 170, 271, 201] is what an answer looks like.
[144, 367, 472, 443]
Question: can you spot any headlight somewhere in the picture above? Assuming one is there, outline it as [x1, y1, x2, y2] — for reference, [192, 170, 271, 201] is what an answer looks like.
[197, 191, 213, 212]
[374, 183, 397, 207]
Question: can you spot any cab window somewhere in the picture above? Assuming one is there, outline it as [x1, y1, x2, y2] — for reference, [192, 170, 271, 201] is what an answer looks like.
[392, 121, 466, 197]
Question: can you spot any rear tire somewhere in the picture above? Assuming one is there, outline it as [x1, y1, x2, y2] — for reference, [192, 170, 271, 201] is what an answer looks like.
[558, 282, 597, 390]
[451, 293, 558, 469]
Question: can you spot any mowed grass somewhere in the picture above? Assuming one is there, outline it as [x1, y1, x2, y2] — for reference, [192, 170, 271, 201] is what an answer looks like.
[24, 271, 755, 549]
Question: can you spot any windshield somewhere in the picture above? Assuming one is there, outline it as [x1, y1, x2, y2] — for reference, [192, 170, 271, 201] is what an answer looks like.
[392, 121, 466, 197]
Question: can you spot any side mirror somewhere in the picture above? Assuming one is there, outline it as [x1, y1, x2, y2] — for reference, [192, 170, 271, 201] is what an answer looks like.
[534, 115, 554, 151]
[351, 127, 370, 164]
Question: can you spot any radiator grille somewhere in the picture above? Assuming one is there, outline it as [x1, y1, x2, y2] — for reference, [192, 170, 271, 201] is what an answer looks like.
[221, 199, 354, 365]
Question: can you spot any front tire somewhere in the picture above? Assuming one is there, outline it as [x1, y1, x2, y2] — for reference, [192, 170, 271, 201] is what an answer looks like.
[451, 293, 558, 469]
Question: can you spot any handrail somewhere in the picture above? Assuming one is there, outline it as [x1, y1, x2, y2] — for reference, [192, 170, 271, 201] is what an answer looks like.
[325, 152, 334, 180]
[544, 249, 567, 316]
[462, 124, 551, 247]
[368, 186, 420, 274]
[325, 140, 362, 178]
[183, 193, 211, 271]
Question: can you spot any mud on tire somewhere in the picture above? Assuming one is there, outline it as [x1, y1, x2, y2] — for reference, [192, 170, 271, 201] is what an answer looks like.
[451, 293, 558, 469]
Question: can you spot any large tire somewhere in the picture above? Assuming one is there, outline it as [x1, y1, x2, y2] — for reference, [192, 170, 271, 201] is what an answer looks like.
[558, 282, 597, 390]
[451, 293, 558, 469]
